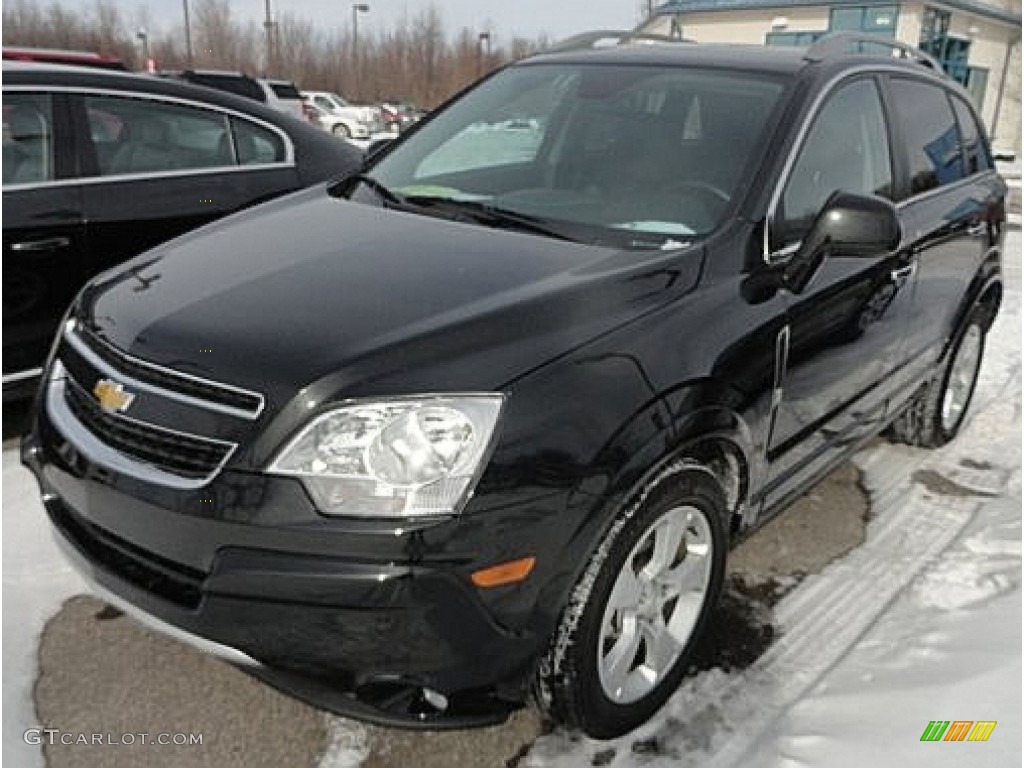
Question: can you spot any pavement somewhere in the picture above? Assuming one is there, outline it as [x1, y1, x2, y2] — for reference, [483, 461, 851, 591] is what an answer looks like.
[23, 457, 867, 768]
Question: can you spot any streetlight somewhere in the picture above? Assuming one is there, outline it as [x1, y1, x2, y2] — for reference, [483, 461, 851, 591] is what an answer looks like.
[182, 0, 193, 67]
[264, 0, 278, 75]
[352, 3, 369, 66]
[477, 32, 491, 76]
[137, 27, 149, 65]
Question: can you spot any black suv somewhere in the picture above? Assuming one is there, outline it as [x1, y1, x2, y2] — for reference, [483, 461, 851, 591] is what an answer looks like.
[23, 33, 1005, 738]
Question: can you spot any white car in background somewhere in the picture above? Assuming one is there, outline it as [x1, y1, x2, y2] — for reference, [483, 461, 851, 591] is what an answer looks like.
[302, 90, 378, 139]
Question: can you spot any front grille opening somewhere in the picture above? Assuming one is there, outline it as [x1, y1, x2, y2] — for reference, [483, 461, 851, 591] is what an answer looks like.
[48, 498, 204, 609]
[63, 377, 232, 479]
[76, 326, 263, 415]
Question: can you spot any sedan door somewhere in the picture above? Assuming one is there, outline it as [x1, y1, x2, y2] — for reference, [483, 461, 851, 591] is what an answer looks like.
[3, 91, 87, 385]
[71, 92, 299, 276]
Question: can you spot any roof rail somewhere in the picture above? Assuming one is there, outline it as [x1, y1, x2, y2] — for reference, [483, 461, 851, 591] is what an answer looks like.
[547, 29, 694, 54]
[804, 33, 943, 72]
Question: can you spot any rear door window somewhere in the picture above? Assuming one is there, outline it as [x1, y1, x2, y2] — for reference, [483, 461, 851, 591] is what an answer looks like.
[888, 78, 965, 196]
[83, 95, 234, 176]
[949, 95, 992, 175]
[269, 82, 301, 100]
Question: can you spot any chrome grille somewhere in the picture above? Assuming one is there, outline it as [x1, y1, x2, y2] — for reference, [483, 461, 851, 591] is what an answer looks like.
[74, 325, 264, 418]
[63, 377, 233, 480]
[45, 323, 259, 488]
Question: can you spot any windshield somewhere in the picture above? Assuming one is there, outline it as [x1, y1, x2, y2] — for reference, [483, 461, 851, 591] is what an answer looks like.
[364, 63, 785, 247]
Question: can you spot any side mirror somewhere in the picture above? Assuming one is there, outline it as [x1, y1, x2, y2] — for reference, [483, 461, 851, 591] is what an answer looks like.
[365, 137, 393, 161]
[783, 191, 901, 294]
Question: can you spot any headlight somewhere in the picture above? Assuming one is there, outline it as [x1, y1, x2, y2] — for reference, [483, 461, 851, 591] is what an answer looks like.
[268, 395, 504, 518]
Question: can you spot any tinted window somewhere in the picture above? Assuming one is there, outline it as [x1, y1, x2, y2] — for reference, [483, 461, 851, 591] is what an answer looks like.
[779, 78, 893, 245]
[950, 95, 991, 175]
[3, 92, 55, 185]
[231, 118, 286, 165]
[889, 78, 965, 196]
[188, 73, 265, 102]
[269, 82, 301, 99]
[84, 96, 233, 176]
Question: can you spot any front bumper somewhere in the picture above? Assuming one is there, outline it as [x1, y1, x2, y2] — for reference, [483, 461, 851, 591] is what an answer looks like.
[23, 403, 556, 727]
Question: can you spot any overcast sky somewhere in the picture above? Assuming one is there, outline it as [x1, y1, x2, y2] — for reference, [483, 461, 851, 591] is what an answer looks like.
[60, 0, 648, 44]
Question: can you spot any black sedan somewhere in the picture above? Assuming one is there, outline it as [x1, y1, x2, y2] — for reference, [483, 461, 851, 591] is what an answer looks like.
[3, 61, 361, 397]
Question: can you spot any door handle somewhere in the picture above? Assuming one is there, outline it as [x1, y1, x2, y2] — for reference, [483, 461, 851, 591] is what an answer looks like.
[10, 236, 71, 252]
[891, 261, 916, 285]
[966, 222, 987, 237]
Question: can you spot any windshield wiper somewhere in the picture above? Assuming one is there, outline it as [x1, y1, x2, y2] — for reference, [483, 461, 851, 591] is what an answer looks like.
[402, 196, 579, 242]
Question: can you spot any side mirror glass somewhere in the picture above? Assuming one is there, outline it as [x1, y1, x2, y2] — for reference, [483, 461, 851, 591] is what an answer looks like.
[783, 191, 901, 294]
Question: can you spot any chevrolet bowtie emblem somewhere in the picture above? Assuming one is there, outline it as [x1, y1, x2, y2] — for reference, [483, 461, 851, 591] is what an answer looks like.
[92, 379, 135, 414]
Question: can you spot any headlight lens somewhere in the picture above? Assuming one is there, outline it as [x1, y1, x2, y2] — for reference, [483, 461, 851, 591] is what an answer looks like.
[268, 395, 503, 517]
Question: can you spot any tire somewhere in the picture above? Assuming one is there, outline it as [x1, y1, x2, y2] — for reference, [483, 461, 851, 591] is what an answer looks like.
[331, 123, 351, 139]
[534, 461, 728, 739]
[888, 309, 986, 448]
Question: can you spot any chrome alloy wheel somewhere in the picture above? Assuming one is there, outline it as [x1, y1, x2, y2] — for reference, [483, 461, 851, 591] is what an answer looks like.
[941, 324, 982, 433]
[597, 505, 714, 704]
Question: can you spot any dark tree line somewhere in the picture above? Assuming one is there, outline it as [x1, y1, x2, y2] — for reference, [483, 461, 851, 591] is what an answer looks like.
[2, 0, 550, 107]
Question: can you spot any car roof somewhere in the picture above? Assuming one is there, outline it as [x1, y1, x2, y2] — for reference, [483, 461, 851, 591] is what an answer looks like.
[522, 40, 945, 80]
[3, 61, 292, 122]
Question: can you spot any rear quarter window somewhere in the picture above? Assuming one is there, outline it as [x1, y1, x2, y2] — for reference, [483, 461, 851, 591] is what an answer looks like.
[888, 78, 965, 196]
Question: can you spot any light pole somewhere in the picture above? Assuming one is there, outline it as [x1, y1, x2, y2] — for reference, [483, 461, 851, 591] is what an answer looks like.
[137, 27, 149, 65]
[352, 3, 369, 68]
[477, 32, 491, 76]
[264, 0, 278, 76]
[182, 0, 193, 67]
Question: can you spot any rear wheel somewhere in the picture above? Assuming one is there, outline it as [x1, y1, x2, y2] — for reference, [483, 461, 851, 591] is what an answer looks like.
[889, 309, 986, 447]
[535, 462, 727, 739]
[332, 123, 351, 139]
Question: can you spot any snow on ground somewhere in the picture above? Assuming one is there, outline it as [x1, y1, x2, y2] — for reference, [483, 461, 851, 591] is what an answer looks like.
[2, 445, 84, 768]
[524, 232, 1022, 768]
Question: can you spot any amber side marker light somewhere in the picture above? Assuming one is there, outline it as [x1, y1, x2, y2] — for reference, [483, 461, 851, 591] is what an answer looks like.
[471, 556, 537, 588]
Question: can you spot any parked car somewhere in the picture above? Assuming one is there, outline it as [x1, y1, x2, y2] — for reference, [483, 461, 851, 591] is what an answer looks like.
[3, 61, 361, 397]
[166, 70, 308, 123]
[23, 32, 1005, 738]
[378, 100, 424, 132]
[302, 90, 379, 138]
[2, 46, 127, 70]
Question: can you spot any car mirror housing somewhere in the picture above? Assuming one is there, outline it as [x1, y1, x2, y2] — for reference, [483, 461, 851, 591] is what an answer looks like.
[783, 191, 901, 294]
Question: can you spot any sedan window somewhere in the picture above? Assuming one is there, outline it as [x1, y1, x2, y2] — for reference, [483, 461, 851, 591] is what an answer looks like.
[84, 95, 234, 176]
[2, 93, 55, 186]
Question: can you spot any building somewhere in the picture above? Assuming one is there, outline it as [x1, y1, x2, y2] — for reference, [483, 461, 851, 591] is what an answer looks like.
[641, 0, 1022, 154]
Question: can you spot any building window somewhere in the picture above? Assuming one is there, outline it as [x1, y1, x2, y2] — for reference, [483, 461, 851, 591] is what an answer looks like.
[967, 67, 988, 111]
[765, 31, 825, 46]
[919, 6, 972, 85]
[829, 5, 898, 37]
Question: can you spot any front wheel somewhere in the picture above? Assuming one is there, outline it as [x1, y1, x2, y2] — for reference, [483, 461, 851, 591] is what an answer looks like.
[331, 123, 351, 139]
[535, 462, 728, 739]
[888, 309, 987, 447]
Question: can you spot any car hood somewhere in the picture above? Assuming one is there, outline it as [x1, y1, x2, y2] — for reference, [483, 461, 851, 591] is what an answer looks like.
[80, 185, 704, 411]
